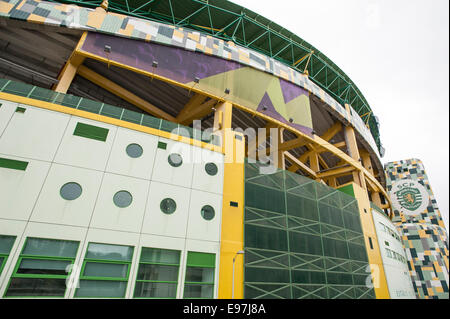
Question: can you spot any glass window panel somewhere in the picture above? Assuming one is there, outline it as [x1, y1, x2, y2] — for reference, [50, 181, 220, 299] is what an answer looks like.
[113, 190, 133, 208]
[137, 264, 179, 282]
[83, 262, 128, 279]
[245, 184, 285, 214]
[75, 280, 128, 298]
[85, 243, 133, 261]
[0, 256, 5, 268]
[245, 224, 288, 251]
[184, 283, 214, 298]
[140, 248, 180, 264]
[289, 232, 323, 256]
[6, 278, 66, 297]
[291, 270, 326, 284]
[17, 259, 71, 276]
[326, 272, 353, 285]
[186, 252, 216, 268]
[100, 104, 122, 119]
[185, 267, 214, 283]
[286, 193, 318, 221]
[343, 212, 362, 232]
[323, 238, 349, 259]
[245, 267, 290, 283]
[60, 182, 82, 201]
[0, 235, 15, 254]
[134, 282, 177, 298]
[319, 203, 344, 227]
[22, 238, 79, 258]
[348, 243, 368, 261]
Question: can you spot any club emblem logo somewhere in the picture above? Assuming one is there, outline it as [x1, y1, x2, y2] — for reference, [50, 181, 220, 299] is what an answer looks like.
[390, 179, 429, 216]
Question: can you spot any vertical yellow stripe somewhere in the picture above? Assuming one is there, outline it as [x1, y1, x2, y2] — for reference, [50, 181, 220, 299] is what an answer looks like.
[350, 182, 391, 299]
[218, 129, 245, 299]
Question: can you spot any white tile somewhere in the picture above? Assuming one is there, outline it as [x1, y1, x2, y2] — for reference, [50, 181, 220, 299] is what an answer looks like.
[142, 181, 191, 238]
[0, 99, 17, 137]
[151, 137, 194, 188]
[186, 189, 223, 242]
[105, 127, 158, 180]
[0, 105, 70, 161]
[54, 116, 117, 171]
[90, 173, 150, 233]
[0, 155, 51, 221]
[30, 163, 103, 227]
[191, 148, 224, 194]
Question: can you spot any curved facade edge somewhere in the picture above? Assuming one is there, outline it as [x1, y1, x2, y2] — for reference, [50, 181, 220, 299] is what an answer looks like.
[0, 0, 382, 162]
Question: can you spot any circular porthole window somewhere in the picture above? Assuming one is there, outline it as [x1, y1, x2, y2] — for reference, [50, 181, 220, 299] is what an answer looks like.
[205, 162, 218, 176]
[60, 182, 82, 201]
[201, 205, 215, 221]
[160, 198, 177, 215]
[126, 143, 143, 158]
[168, 153, 183, 167]
[113, 190, 133, 208]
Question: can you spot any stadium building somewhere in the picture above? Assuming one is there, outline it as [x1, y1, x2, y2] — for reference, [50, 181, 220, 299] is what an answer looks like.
[0, 0, 447, 299]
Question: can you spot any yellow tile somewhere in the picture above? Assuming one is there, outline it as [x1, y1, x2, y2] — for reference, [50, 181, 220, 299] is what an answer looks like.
[188, 33, 200, 42]
[27, 13, 46, 24]
[0, 1, 15, 13]
[173, 30, 184, 39]
[119, 23, 134, 36]
[87, 11, 106, 29]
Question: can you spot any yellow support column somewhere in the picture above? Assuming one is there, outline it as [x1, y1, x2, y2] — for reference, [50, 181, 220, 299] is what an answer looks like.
[216, 102, 246, 299]
[349, 183, 391, 299]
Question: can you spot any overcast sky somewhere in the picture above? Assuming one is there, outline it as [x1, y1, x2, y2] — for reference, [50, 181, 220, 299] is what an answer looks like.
[231, 0, 449, 231]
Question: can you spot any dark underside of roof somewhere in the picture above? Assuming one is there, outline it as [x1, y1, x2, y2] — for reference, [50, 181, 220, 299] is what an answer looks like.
[0, 18, 385, 188]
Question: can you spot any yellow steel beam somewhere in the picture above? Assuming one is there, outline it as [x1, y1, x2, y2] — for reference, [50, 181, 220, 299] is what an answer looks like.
[178, 98, 217, 126]
[175, 93, 208, 123]
[77, 65, 176, 122]
[317, 165, 356, 179]
[284, 151, 317, 178]
[53, 32, 87, 93]
[75, 42, 393, 213]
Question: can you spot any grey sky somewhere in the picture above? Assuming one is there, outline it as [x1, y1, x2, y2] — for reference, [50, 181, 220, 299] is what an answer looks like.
[231, 0, 449, 230]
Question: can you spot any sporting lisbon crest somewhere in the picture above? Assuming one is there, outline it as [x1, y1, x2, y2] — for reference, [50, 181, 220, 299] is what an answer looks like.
[390, 179, 429, 217]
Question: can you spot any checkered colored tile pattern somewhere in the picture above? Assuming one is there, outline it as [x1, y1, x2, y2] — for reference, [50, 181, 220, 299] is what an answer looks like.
[385, 158, 449, 299]
[0, 0, 381, 159]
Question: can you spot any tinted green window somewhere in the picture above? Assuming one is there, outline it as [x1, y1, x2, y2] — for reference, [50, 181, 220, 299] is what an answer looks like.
[245, 224, 288, 251]
[201, 205, 215, 221]
[113, 190, 133, 208]
[160, 198, 177, 215]
[0, 157, 28, 171]
[286, 193, 318, 221]
[134, 247, 181, 299]
[73, 122, 109, 142]
[60, 182, 82, 201]
[0, 235, 16, 276]
[184, 252, 215, 299]
[243, 161, 374, 299]
[5, 237, 79, 297]
[75, 243, 134, 298]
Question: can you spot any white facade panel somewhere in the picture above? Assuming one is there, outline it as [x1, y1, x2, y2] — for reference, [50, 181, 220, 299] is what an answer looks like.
[53, 117, 117, 171]
[30, 163, 103, 227]
[90, 173, 150, 233]
[0, 99, 17, 137]
[0, 155, 51, 221]
[105, 127, 158, 180]
[186, 189, 223, 242]
[151, 137, 195, 189]
[0, 105, 70, 162]
[142, 181, 191, 238]
[372, 209, 416, 299]
[191, 148, 224, 195]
